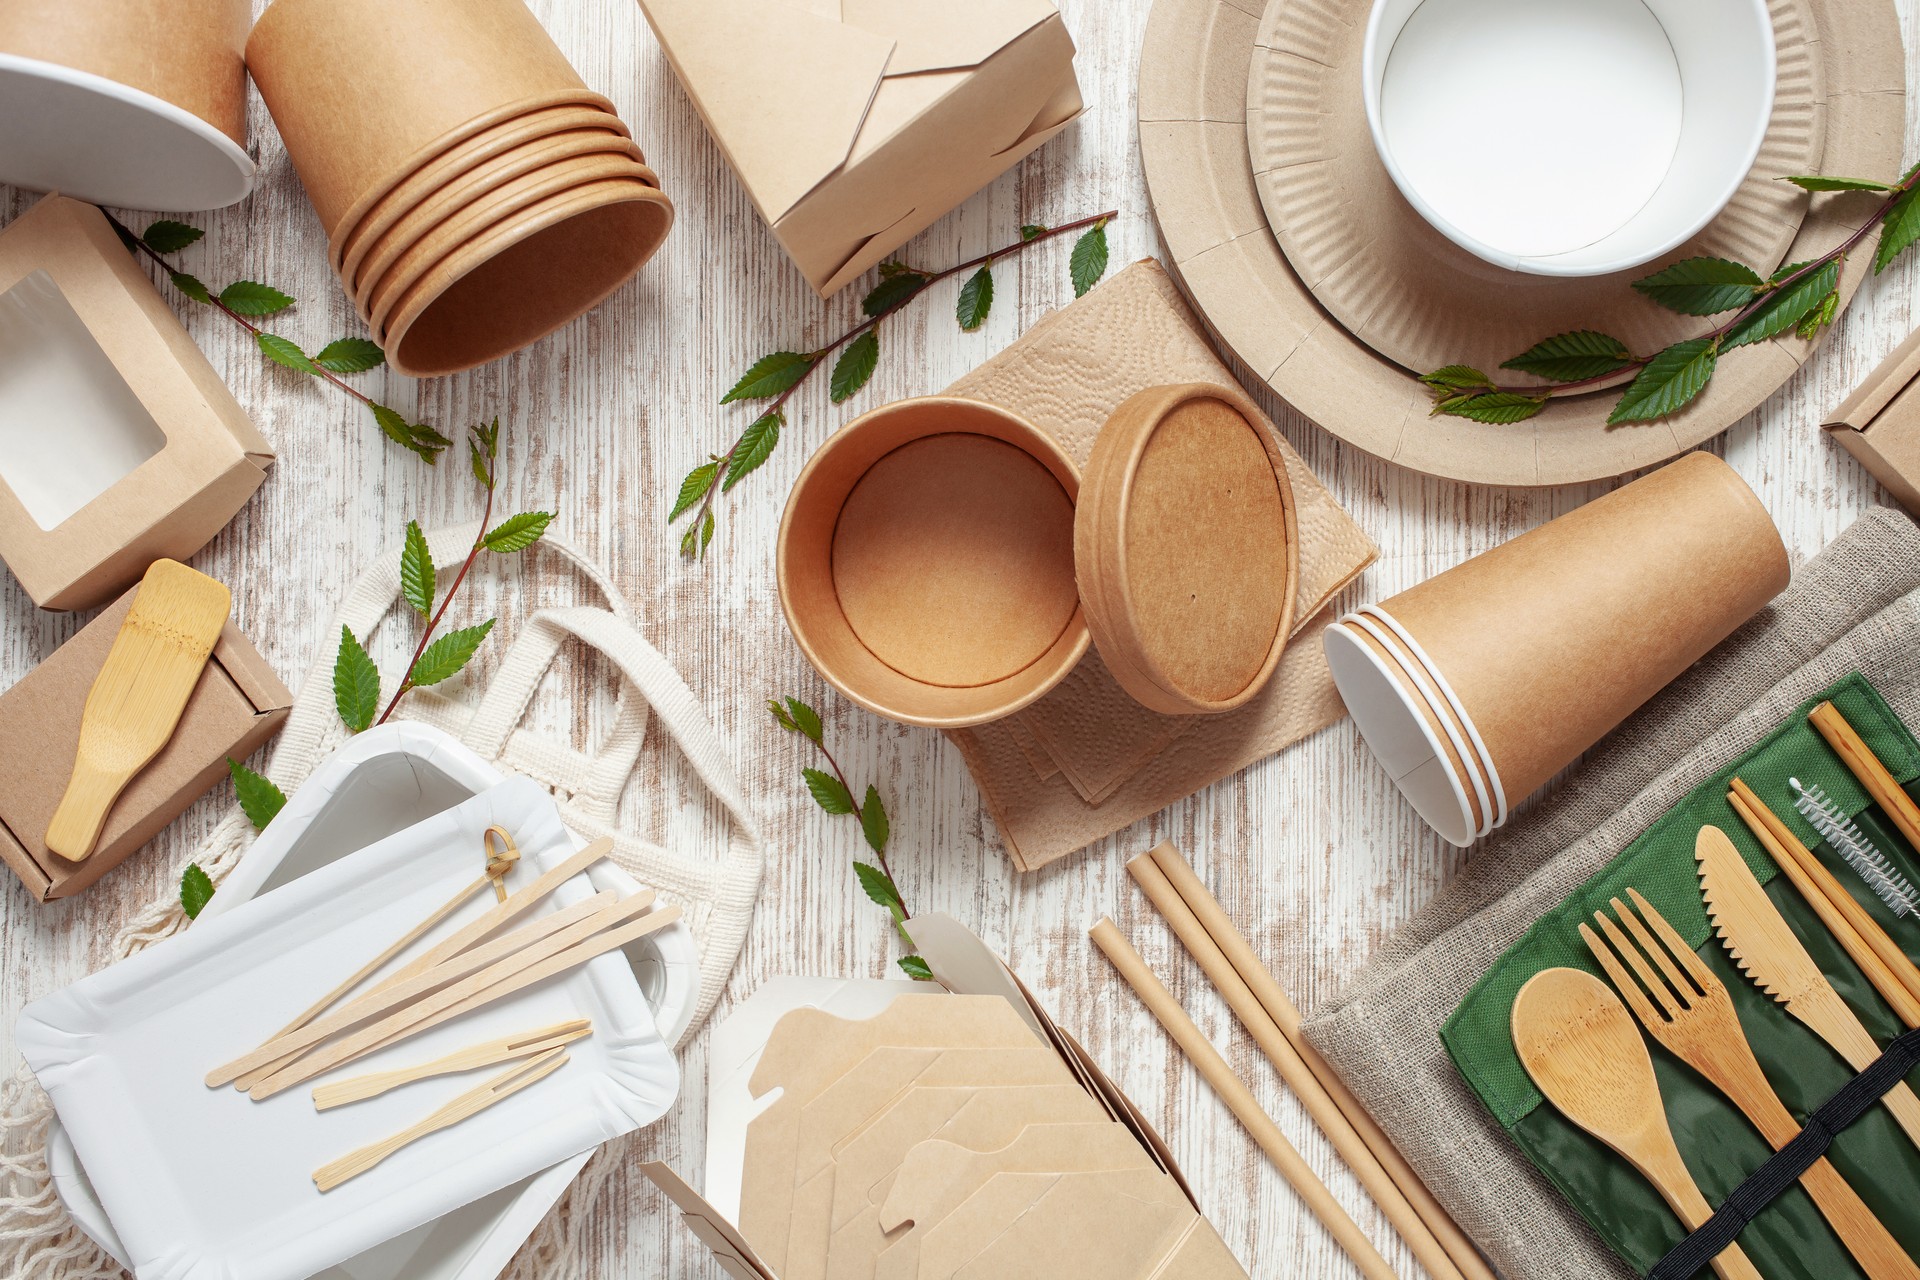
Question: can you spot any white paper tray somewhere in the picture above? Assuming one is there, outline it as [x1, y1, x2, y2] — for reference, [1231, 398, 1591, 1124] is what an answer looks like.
[49, 721, 699, 1280]
[20, 776, 680, 1280]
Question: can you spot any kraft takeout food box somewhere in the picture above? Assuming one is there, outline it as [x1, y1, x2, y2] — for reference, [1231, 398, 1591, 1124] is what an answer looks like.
[1826, 324, 1920, 518]
[0, 582, 291, 901]
[635, 0, 1083, 297]
[0, 196, 274, 611]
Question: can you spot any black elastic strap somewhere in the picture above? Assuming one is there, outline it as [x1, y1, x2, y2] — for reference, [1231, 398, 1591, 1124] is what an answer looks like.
[1647, 1024, 1920, 1280]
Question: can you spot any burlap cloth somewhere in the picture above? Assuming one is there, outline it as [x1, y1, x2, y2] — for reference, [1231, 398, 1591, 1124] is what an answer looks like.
[1301, 505, 1920, 1280]
[943, 259, 1378, 870]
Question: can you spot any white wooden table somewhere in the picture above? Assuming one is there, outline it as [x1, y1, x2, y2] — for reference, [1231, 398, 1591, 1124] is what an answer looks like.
[2, 0, 1916, 1275]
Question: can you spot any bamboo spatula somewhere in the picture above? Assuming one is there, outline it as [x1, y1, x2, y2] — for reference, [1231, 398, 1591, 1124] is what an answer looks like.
[46, 560, 231, 862]
[1512, 968, 1762, 1280]
[1696, 824, 1920, 1152]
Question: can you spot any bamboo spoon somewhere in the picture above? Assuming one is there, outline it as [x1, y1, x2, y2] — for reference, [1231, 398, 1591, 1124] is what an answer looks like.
[1512, 968, 1763, 1280]
[46, 561, 231, 861]
[313, 1018, 591, 1109]
[1089, 917, 1400, 1280]
[1128, 849, 1478, 1280]
[1810, 701, 1920, 853]
[312, 1046, 570, 1192]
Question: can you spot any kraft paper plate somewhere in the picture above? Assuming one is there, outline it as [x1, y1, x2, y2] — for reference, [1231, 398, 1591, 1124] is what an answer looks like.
[1137, 0, 1905, 486]
[1246, 0, 1824, 380]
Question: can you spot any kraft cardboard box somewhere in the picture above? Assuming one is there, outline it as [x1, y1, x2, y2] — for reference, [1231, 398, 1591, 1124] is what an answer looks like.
[0, 196, 273, 611]
[1827, 326, 1920, 518]
[635, 0, 1082, 297]
[0, 584, 291, 901]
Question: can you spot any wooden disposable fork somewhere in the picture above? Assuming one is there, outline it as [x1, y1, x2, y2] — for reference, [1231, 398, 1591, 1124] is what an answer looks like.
[1581, 889, 1920, 1280]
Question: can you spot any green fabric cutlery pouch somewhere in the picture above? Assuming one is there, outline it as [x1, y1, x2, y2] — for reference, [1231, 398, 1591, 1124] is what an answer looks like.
[1442, 671, 1920, 1280]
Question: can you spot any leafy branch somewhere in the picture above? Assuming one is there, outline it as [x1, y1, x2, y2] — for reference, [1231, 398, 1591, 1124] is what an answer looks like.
[769, 695, 930, 981]
[105, 211, 453, 461]
[671, 211, 1118, 558]
[1423, 167, 1920, 425]
[334, 420, 554, 732]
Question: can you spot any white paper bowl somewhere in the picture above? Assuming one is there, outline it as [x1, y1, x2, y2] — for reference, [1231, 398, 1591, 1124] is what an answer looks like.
[1361, 0, 1775, 276]
[48, 722, 698, 1280]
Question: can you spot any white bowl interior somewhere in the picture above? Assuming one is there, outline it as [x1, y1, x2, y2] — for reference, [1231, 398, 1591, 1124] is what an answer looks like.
[1363, 0, 1775, 275]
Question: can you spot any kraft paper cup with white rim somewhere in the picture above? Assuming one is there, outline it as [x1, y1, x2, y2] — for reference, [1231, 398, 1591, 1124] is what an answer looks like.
[1362, 0, 1776, 276]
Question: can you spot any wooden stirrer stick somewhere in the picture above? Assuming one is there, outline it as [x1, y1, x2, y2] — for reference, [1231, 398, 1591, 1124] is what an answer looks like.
[313, 1018, 591, 1109]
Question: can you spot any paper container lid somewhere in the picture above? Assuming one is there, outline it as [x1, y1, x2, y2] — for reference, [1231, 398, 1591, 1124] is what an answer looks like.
[1074, 382, 1297, 715]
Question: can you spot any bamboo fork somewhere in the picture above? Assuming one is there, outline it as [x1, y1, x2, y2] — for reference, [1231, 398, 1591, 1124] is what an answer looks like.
[313, 1018, 591, 1109]
[1582, 889, 1920, 1280]
[1128, 846, 1489, 1280]
[1810, 701, 1920, 854]
[312, 1046, 570, 1192]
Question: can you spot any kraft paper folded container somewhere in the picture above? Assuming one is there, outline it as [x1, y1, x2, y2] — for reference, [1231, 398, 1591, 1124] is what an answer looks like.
[0, 584, 292, 901]
[1325, 452, 1789, 845]
[636, 0, 1083, 297]
[1826, 324, 1920, 518]
[0, 197, 274, 612]
[0, 0, 254, 211]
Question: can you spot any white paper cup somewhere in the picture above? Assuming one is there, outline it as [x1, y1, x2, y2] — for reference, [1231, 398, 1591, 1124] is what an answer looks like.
[1362, 0, 1775, 276]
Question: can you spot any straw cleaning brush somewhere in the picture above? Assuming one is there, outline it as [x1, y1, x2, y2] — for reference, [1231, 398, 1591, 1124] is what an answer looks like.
[1789, 778, 1920, 917]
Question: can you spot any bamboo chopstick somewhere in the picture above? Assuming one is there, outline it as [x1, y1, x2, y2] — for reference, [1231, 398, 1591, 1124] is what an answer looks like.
[1729, 780, 1920, 1019]
[251, 902, 682, 1099]
[313, 1046, 571, 1192]
[1090, 917, 1400, 1280]
[1131, 846, 1490, 1280]
[1810, 701, 1920, 856]
[313, 1018, 592, 1109]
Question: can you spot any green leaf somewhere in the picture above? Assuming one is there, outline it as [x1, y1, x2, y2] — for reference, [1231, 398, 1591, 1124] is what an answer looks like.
[680, 513, 708, 559]
[863, 272, 930, 317]
[255, 332, 316, 374]
[1498, 331, 1633, 383]
[1631, 257, 1764, 316]
[830, 331, 880, 404]
[722, 411, 781, 492]
[804, 768, 855, 814]
[1796, 288, 1839, 340]
[1431, 392, 1547, 425]
[473, 416, 500, 461]
[179, 864, 215, 920]
[670, 461, 718, 522]
[1725, 259, 1841, 349]
[878, 261, 920, 278]
[1783, 175, 1894, 192]
[227, 758, 286, 831]
[860, 785, 889, 854]
[1608, 338, 1718, 424]
[768, 698, 798, 732]
[470, 438, 492, 490]
[169, 270, 213, 303]
[482, 511, 553, 553]
[334, 625, 381, 732]
[1020, 224, 1047, 241]
[898, 954, 934, 980]
[854, 861, 902, 912]
[784, 697, 823, 743]
[142, 220, 204, 254]
[699, 509, 715, 554]
[955, 266, 994, 332]
[1876, 184, 1920, 273]
[1418, 365, 1493, 392]
[219, 280, 296, 316]
[399, 519, 434, 617]
[312, 337, 386, 373]
[409, 619, 495, 687]
[371, 403, 448, 462]
[722, 350, 815, 403]
[1069, 221, 1109, 297]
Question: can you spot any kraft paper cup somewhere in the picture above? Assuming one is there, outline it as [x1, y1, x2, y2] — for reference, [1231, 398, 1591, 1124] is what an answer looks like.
[1362, 0, 1775, 275]
[1326, 452, 1789, 845]
[779, 398, 1090, 729]
[0, 0, 253, 210]
[247, 0, 614, 236]
[332, 104, 632, 277]
[378, 178, 673, 377]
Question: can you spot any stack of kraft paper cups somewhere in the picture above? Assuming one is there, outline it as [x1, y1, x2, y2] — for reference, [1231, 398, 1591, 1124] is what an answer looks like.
[1324, 452, 1790, 846]
[247, 0, 672, 378]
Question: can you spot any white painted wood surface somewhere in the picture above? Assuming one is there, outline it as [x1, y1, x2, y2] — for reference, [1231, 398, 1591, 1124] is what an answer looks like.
[2, 0, 1916, 1275]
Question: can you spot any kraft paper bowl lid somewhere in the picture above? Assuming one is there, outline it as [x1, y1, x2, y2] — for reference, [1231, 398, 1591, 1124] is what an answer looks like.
[1074, 382, 1298, 716]
[778, 397, 1090, 730]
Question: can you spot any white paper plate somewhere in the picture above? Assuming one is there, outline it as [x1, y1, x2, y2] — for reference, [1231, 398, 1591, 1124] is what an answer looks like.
[0, 52, 254, 212]
[48, 722, 699, 1280]
[20, 777, 679, 1280]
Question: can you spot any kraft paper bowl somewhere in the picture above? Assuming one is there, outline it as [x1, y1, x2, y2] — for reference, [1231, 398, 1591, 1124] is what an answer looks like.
[1362, 0, 1775, 276]
[378, 177, 673, 378]
[779, 398, 1090, 729]
[332, 103, 632, 278]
